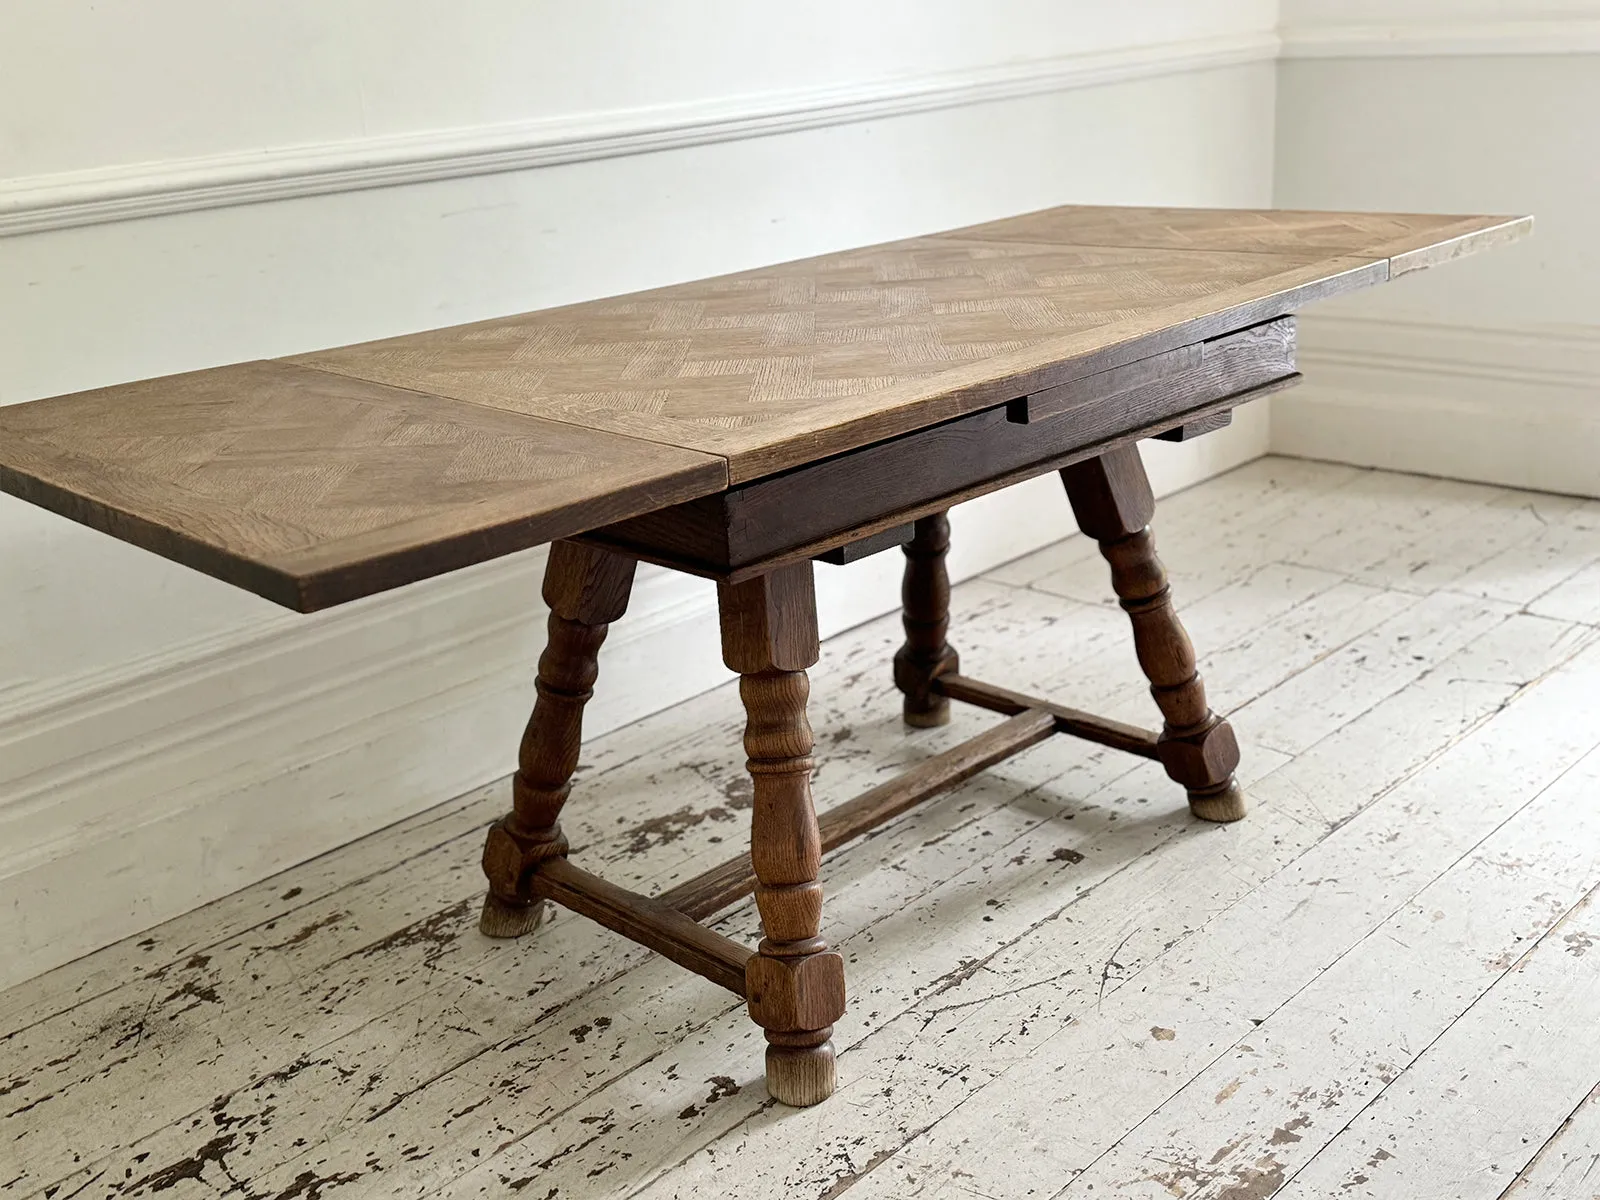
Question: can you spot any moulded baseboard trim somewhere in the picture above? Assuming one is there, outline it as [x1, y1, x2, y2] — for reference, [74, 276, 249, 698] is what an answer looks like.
[1296, 313, 1600, 386]
[0, 549, 719, 872]
[7, 20, 1591, 240]
[1280, 17, 1600, 58]
[0, 559, 730, 989]
[1274, 314, 1600, 498]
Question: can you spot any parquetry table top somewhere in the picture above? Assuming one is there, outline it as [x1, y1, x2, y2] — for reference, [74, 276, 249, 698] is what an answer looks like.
[0, 205, 1529, 610]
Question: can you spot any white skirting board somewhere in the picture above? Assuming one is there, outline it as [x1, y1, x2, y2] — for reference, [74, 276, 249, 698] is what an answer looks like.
[1279, 16, 1600, 58]
[0, 412, 1268, 989]
[1274, 314, 1600, 498]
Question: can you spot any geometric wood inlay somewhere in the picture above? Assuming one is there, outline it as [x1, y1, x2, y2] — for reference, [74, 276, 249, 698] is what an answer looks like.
[0, 205, 1531, 608]
[290, 207, 1527, 482]
[292, 238, 1384, 482]
[0, 361, 725, 610]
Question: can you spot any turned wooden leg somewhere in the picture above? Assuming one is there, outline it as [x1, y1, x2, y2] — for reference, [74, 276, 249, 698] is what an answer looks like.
[894, 512, 960, 728]
[1060, 445, 1246, 823]
[718, 561, 846, 1106]
[480, 540, 638, 937]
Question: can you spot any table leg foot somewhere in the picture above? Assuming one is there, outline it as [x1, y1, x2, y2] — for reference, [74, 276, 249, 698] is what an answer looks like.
[479, 893, 550, 939]
[720, 563, 848, 1107]
[765, 1030, 837, 1107]
[1187, 779, 1249, 823]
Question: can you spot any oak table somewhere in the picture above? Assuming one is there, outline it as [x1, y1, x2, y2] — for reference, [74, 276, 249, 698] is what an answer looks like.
[0, 205, 1529, 1107]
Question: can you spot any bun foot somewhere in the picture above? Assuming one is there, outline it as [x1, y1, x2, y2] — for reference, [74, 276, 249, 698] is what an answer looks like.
[903, 699, 951, 729]
[479, 892, 549, 938]
[764, 1036, 837, 1107]
[1188, 779, 1248, 823]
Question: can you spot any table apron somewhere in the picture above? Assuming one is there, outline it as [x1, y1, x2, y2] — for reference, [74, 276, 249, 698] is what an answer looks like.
[583, 317, 1297, 580]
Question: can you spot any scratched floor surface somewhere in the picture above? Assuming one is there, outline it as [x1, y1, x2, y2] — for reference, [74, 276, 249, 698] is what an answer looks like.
[6, 456, 1600, 1200]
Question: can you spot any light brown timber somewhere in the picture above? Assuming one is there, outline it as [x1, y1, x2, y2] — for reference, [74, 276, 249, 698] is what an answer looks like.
[480, 541, 638, 936]
[934, 674, 1161, 759]
[0, 208, 1525, 609]
[529, 859, 752, 996]
[717, 562, 845, 1106]
[1060, 444, 1247, 822]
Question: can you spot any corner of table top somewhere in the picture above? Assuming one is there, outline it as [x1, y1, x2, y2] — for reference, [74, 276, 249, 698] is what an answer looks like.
[1384, 213, 1533, 277]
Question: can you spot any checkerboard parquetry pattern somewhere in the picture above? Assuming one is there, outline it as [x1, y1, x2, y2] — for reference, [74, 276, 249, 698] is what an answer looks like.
[0, 362, 722, 607]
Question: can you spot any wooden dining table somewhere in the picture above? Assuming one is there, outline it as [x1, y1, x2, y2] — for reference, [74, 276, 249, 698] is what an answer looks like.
[0, 204, 1529, 1106]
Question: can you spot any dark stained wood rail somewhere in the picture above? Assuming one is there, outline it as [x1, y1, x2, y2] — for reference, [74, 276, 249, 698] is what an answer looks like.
[585, 323, 1300, 580]
[530, 858, 753, 996]
[657, 709, 1056, 922]
[934, 675, 1161, 759]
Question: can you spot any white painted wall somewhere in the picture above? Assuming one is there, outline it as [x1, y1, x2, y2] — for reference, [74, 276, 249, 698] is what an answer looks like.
[5, 0, 1280, 179]
[1272, 1, 1600, 492]
[0, 4, 1281, 986]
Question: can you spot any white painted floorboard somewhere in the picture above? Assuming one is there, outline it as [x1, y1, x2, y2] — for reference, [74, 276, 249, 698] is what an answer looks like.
[4, 456, 1600, 1200]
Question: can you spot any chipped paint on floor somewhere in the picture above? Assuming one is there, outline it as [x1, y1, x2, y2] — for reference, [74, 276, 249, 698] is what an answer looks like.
[5, 458, 1600, 1200]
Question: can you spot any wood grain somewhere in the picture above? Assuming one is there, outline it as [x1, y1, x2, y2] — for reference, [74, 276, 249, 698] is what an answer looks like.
[811, 522, 913, 565]
[480, 541, 637, 937]
[1153, 408, 1233, 441]
[1009, 316, 1293, 425]
[932, 205, 1531, 265]
[934, 673, 1160, 759]
[286, 207, 1524, 484]
[716, 563, 845, 1106]
[290, 240, 1383, 483]
[1074, 765, 1600, 1200]
[0, 361, 724, 611]
[529, 858, 752, 996]
[1062, 445, 1246, 822]
[0, 206, 1526, 610]
[583, 372, 1300, 583]
[894, 512, 960, 728]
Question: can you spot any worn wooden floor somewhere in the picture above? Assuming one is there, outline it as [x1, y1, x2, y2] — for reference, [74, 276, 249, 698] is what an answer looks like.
[6, 456, 1600, 1200]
